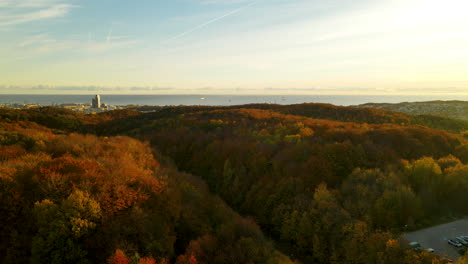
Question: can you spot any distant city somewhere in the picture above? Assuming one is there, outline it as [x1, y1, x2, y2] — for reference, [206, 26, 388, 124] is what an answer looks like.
[0, 94, 123, 113]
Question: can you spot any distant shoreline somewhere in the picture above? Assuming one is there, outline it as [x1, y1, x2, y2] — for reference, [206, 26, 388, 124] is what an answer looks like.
[1, 94, 467, 107]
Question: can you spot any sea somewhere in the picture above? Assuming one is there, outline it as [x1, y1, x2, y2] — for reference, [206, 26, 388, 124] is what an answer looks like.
[1, 94, 467, 107]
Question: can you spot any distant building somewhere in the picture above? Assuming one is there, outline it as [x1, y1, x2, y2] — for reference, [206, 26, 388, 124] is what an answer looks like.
[91, 95, 101, 108]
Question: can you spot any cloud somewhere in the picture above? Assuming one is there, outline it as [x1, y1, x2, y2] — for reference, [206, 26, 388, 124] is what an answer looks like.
[129, 87, 174, 91]
[13, 28, 138, 58]
[18, 33, 53, 47]
[1, 85, 176, 93]
[0, 0, 76, 27]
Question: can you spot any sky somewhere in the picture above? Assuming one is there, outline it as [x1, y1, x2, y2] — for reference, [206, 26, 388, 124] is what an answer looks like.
[1, 0, 468, 94]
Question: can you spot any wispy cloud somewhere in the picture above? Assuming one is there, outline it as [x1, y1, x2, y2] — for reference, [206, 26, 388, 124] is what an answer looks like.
[41, 35, 135, 53]
[7, 32, 138, 64]
[0, 0, 76, 27]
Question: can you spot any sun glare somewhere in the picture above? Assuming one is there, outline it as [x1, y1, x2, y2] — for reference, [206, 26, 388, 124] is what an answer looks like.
[404, 0, 468, 25]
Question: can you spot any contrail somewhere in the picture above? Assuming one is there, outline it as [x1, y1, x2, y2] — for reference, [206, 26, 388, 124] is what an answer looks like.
[163, 1, 257, 44]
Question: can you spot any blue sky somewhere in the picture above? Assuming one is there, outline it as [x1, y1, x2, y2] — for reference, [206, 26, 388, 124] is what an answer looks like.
[1, 0, 468, 94]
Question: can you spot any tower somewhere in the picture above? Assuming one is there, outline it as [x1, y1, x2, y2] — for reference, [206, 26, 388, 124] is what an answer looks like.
[92, 95, 101, 108]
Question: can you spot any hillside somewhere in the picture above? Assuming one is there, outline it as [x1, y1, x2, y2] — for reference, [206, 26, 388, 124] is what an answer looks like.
[130, 103, 468, 133]
[2, 105, 468, 264]
[359, 101, 468, 121]
[0, 113, 292, 264]
[96, 106, 467, 263]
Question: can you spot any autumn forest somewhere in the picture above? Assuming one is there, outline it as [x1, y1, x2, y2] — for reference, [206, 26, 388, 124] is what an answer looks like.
[1, 103, 468, 264]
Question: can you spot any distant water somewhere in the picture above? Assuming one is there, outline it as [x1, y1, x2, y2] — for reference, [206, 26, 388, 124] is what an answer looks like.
[1, 94, 467, 107]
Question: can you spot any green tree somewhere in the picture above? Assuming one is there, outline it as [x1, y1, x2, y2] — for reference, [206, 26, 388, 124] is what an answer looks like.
[31, 190, 101, 264]
[373, 186, 423, 229]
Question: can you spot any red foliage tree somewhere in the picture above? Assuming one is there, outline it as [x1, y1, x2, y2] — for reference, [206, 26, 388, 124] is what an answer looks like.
[107, 249, 130, 264]
[175, 255, 198, 264]
[137, 256, 156, 264]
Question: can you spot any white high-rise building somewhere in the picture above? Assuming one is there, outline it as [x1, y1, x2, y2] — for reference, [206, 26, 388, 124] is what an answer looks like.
[91, 95, 101, 108]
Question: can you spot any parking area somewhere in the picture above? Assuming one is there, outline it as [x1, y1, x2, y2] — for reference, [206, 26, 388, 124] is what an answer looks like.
[404, 218, 468, 261]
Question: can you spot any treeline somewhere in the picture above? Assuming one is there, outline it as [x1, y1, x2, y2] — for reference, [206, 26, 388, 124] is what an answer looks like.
[0, 118, 292, 264]
[360, 101, 468, 121]
[128, 103, 468, 133]
[242, 103, 468, 133]
[3, 103, 463, 135]
[98, 107, 467, 263]
[0, 107, 142, 132]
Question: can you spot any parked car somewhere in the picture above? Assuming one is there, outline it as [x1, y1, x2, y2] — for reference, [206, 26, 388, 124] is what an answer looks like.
[448, 239, 463, 247]
[427, 248, 435, 253]
[409, 241, 421, 251]
[454, 237, 468, 245]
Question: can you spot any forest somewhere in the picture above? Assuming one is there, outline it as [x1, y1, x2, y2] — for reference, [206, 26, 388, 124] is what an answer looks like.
[1, 103, 467, 264]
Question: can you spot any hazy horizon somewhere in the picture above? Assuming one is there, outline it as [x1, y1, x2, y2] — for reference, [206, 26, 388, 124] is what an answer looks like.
[1, 86, 467, 96]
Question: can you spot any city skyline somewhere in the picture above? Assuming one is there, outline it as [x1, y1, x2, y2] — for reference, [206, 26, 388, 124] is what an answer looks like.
[1, 0, 468, 94]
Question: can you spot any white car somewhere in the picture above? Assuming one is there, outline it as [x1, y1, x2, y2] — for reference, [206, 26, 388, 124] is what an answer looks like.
[448, 239, 463, 247]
